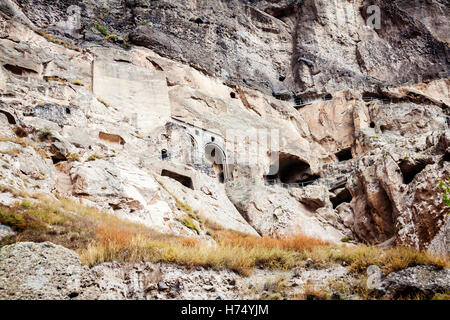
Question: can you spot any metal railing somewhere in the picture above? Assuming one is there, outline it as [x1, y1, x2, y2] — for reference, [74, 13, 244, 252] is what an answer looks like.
[362, 97, 390, 104]
[264, 179, 321, 189]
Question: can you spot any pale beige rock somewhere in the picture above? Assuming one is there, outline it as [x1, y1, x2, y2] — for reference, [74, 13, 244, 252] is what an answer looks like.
[92, 59, 171, 135]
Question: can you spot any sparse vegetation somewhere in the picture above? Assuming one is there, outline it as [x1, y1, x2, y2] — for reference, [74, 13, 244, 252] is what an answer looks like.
[87, 153, 104, 162]
[97, 97, 111, 108]
[438, 178, 450, 207]
[93, 23, 110, 36]
[44, 76, 67, 84]
[178, 216, 200, 235]
[307, 245, 448, 274]
[71, 80, 84, 86]
[0, 147, 22, 156]
[104, 34, 118, 41]
[67, 153, 81, 162]
[340, 236, 353, 243]
[35, 29, 82, 52]
[37, 127, 53, 141]
[0, 195, 448, 281]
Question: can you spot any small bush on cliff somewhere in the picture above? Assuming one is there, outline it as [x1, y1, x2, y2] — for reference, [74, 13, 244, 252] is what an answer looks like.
[438, 178, 450, 207]
[93, 23, 109, 36]
[178, 216, 200, 235]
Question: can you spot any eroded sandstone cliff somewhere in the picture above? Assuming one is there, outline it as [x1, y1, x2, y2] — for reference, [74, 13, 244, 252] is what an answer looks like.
[0, 0, 449, 257]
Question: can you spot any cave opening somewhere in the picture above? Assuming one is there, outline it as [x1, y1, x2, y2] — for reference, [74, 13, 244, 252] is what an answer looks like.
[336, 148, 352, 162]
[323, 93, 333, 101]
[161, 169, 194, 189]
[0, 110, 16, 124]
[398, 160, 427, 184]
[443, 151, 450, 162]
[3, 64, 37, 76]
[265, 5, 296, 19]
[331, 188, 353, 209]
[266, 153, 319, 185]
[205, 143, 227, 183]
[51, 155, 67, 165]
[161, 149, 168, 160]
[294, 96, 302, 105]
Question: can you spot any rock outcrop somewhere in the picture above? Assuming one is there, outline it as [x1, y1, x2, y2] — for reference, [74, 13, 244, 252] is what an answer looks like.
[0, 0, 448, 252]
[379, 266, 450, 299]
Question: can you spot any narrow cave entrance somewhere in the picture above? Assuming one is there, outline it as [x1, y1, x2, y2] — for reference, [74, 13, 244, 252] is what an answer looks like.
[398, 160, 427, 184]
[266, 153, 319, 185]
[331, 188, 353, 209]
[161, 169, 194, 189]
[161, 149, 168, 160]
[336, 148, 352, 162]
[205, 143, 227, 183]
[0, 110, 16, 124]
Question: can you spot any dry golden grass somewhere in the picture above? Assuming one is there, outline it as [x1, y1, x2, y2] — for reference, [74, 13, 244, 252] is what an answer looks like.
[0, 147, 23, 156]
[97, 97, 111, 108]
[0, 194, 448, 278]
[213, 230, 330, 252]
[70, 80, 84, 86]
[307, 244, 449, 274]
[44, 76, 67, 84]
[81, 226, 301, 275]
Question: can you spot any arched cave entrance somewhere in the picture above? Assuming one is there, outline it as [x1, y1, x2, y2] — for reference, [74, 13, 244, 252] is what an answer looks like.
[205, 143, 228, 183]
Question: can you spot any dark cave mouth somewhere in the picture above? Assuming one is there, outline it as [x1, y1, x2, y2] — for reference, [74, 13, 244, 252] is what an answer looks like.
[161, 169, 194, 189]
[398, 160, 427, 185]
[265, 153, 319, 185]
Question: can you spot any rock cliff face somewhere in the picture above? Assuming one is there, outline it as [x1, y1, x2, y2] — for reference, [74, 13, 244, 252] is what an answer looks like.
[0, 0, 449, 256]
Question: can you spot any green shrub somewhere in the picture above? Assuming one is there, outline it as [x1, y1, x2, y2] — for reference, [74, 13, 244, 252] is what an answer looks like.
[179, 216, 200, 235]
[438, 178, 450, 207]
[93, 23, 109, 36]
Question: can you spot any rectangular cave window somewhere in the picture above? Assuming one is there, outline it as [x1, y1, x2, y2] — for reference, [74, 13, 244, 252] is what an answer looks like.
[161, 170, 194, 189]
[336, 148, 352, 162]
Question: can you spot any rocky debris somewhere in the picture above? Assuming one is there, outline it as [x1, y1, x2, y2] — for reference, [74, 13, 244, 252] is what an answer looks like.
[366, 265, 383, 291]
[0, 0, 447, 254]
[0, 224, 15, 239]
[379, 266, 450, 299]
[157, 282, 169, 291]
[289, 185, 332, 210]
[0, 242, 100, 300]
